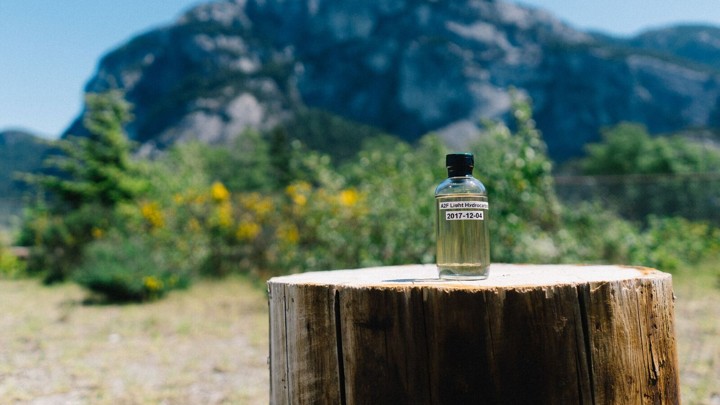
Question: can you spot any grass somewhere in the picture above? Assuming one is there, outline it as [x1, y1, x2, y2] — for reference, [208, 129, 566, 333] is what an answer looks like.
[0, 277, 269, 404]
[0, 262, 718, 404]
[672, 260, 720, 405]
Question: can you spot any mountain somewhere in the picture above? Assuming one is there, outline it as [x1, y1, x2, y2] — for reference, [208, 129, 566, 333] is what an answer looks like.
[0, 130, 50, 195]
[626, 25, 720, 71]
[61, 0, 720, 161]
[0, 130, 52, 228]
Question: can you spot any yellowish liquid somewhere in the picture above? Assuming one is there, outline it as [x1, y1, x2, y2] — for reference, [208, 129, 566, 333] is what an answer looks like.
[436, 194, 490, 280]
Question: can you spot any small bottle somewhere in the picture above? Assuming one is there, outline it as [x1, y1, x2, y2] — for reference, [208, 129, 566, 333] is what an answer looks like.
[435, 153, 490, 280]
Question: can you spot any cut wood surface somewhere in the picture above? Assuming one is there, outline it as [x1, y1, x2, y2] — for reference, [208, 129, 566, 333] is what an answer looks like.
[268, 264, 679, 405]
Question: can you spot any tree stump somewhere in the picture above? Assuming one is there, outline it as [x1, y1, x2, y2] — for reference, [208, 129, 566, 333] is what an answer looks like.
[268, 264, 679, 404]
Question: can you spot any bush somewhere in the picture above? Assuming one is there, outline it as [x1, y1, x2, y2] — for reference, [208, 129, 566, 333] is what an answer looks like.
[0, 247, 26, 279]
[556, 202, 645, 265]
[470, 96, 562, 263]
[556, 204, 720, 272]
[17, 92, 720, 300]
[74, 233, 192, 302]
[153, 135, 445, 277]
[633, 216, 720, 272]
[20, 91, 147, 283]
[20, 204, 113, 283]
[340, 135, 446, 267]
[578, 122, 720, 221]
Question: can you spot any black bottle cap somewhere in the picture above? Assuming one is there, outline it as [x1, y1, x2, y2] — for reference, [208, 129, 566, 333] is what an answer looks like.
[446, 153, 474, 168]
[446, 153, 474, 176]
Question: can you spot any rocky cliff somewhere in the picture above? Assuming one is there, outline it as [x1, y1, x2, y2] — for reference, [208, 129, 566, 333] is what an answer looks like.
[63, 0, 720, 161]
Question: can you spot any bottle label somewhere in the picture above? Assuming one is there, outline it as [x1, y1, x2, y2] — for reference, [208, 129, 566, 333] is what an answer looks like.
[445, 210, 484, 220]
[438, 201, 489, 210]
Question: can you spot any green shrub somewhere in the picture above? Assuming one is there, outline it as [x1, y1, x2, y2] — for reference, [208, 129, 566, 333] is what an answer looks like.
[0, 247, 26, 279]
[632, 216, 720, 272]
[469, 96, 562, 263]
[340, 135, 446, 267]
[579, 122, 720, 221]
[20, 204, 112, 283]
[17, 90, 720, 296]
[74, 233, 192, 302]
[19, 91, 147, 283]
[557, 204, 720, 272]
[556, 202, 645, 265]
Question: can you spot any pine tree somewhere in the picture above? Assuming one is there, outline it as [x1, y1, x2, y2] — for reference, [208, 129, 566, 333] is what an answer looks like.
[33, 90, 146, 211]
[21, 90, 147, 282]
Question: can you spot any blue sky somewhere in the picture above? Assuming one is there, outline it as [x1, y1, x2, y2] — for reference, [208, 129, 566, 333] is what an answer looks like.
[0, 0, 201, 138]
[517, 0, 720, 36]
[2, 0, 720, 139]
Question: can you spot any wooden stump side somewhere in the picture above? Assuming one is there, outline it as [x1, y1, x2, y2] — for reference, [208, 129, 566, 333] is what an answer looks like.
[268, 264, 679, 405]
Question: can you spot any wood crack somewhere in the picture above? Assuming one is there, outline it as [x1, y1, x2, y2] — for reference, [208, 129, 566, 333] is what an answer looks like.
[420, 288, 434, 404]
[333, 289, 347, 405]
[282, 285, 291, 404]
[268, 264, 679, 403]
[577, 284, 596, 404]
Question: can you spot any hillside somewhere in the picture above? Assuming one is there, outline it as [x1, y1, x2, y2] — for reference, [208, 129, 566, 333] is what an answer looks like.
[55, 0, 720, 162]
[0, 130, 51, 192]
[5, 0, 720, 188]
[627, 25, 720, 72]
[0, 130, 52, 229]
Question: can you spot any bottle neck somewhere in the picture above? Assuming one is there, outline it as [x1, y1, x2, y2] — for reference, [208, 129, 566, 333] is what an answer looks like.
[447, 167, 473, 177]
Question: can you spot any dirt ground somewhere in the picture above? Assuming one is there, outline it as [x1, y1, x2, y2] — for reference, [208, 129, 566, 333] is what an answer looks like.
[0, 267, 718, 404]
[673, 267, 720, 405]
[0, 278, 269, 404]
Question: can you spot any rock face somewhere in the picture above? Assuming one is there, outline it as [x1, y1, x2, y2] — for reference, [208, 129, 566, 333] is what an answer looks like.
[627, 25, 720, 71]
[63, 0, 720, 161]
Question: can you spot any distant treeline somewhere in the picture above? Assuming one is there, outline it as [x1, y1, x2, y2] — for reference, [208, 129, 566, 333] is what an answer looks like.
[3, 92, 719, 301]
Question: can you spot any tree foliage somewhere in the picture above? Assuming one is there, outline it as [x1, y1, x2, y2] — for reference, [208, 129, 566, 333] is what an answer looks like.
[29, 91, 146, 210]
[582, 122, 720, 175]
[20, 91, 148, 283]
[471, 96, 562, 261]
[578, 122, 720, 221]
[16, 92, 720, 299]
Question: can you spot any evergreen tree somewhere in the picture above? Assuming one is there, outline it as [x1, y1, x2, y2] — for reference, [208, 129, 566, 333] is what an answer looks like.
[33, 90, 146, 211]
[20, 90, 147, 282]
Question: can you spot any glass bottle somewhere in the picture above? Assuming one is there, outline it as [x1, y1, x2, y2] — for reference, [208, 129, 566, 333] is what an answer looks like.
[435, 153, 490, 280]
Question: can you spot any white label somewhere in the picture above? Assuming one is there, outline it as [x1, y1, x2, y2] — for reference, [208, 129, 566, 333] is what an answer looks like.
[439, 201, 489, 210]
[445, 210, 484, 220]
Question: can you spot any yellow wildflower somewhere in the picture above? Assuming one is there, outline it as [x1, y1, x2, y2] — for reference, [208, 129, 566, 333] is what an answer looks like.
[140, 201, 165, 229]
[241, 193, 274, 219]
[286, 181, 311, 207]
[143, 276, 163, 292]
[211, 181, 230, 202]
[214, 202, 234, 229]
[277, 224, 300, 244]
[257, 199, 273, 216]
[193, 194, 207, 205]
[188, 218, 202, 232]
[338, 188, 360, 207]
[292, 193, 307, 206]
[236, 221, 261, 241]
[91, 227, 104, 239]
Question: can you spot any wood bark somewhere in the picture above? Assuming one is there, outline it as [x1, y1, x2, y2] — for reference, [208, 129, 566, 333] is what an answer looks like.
[268, 264, 679, 404]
